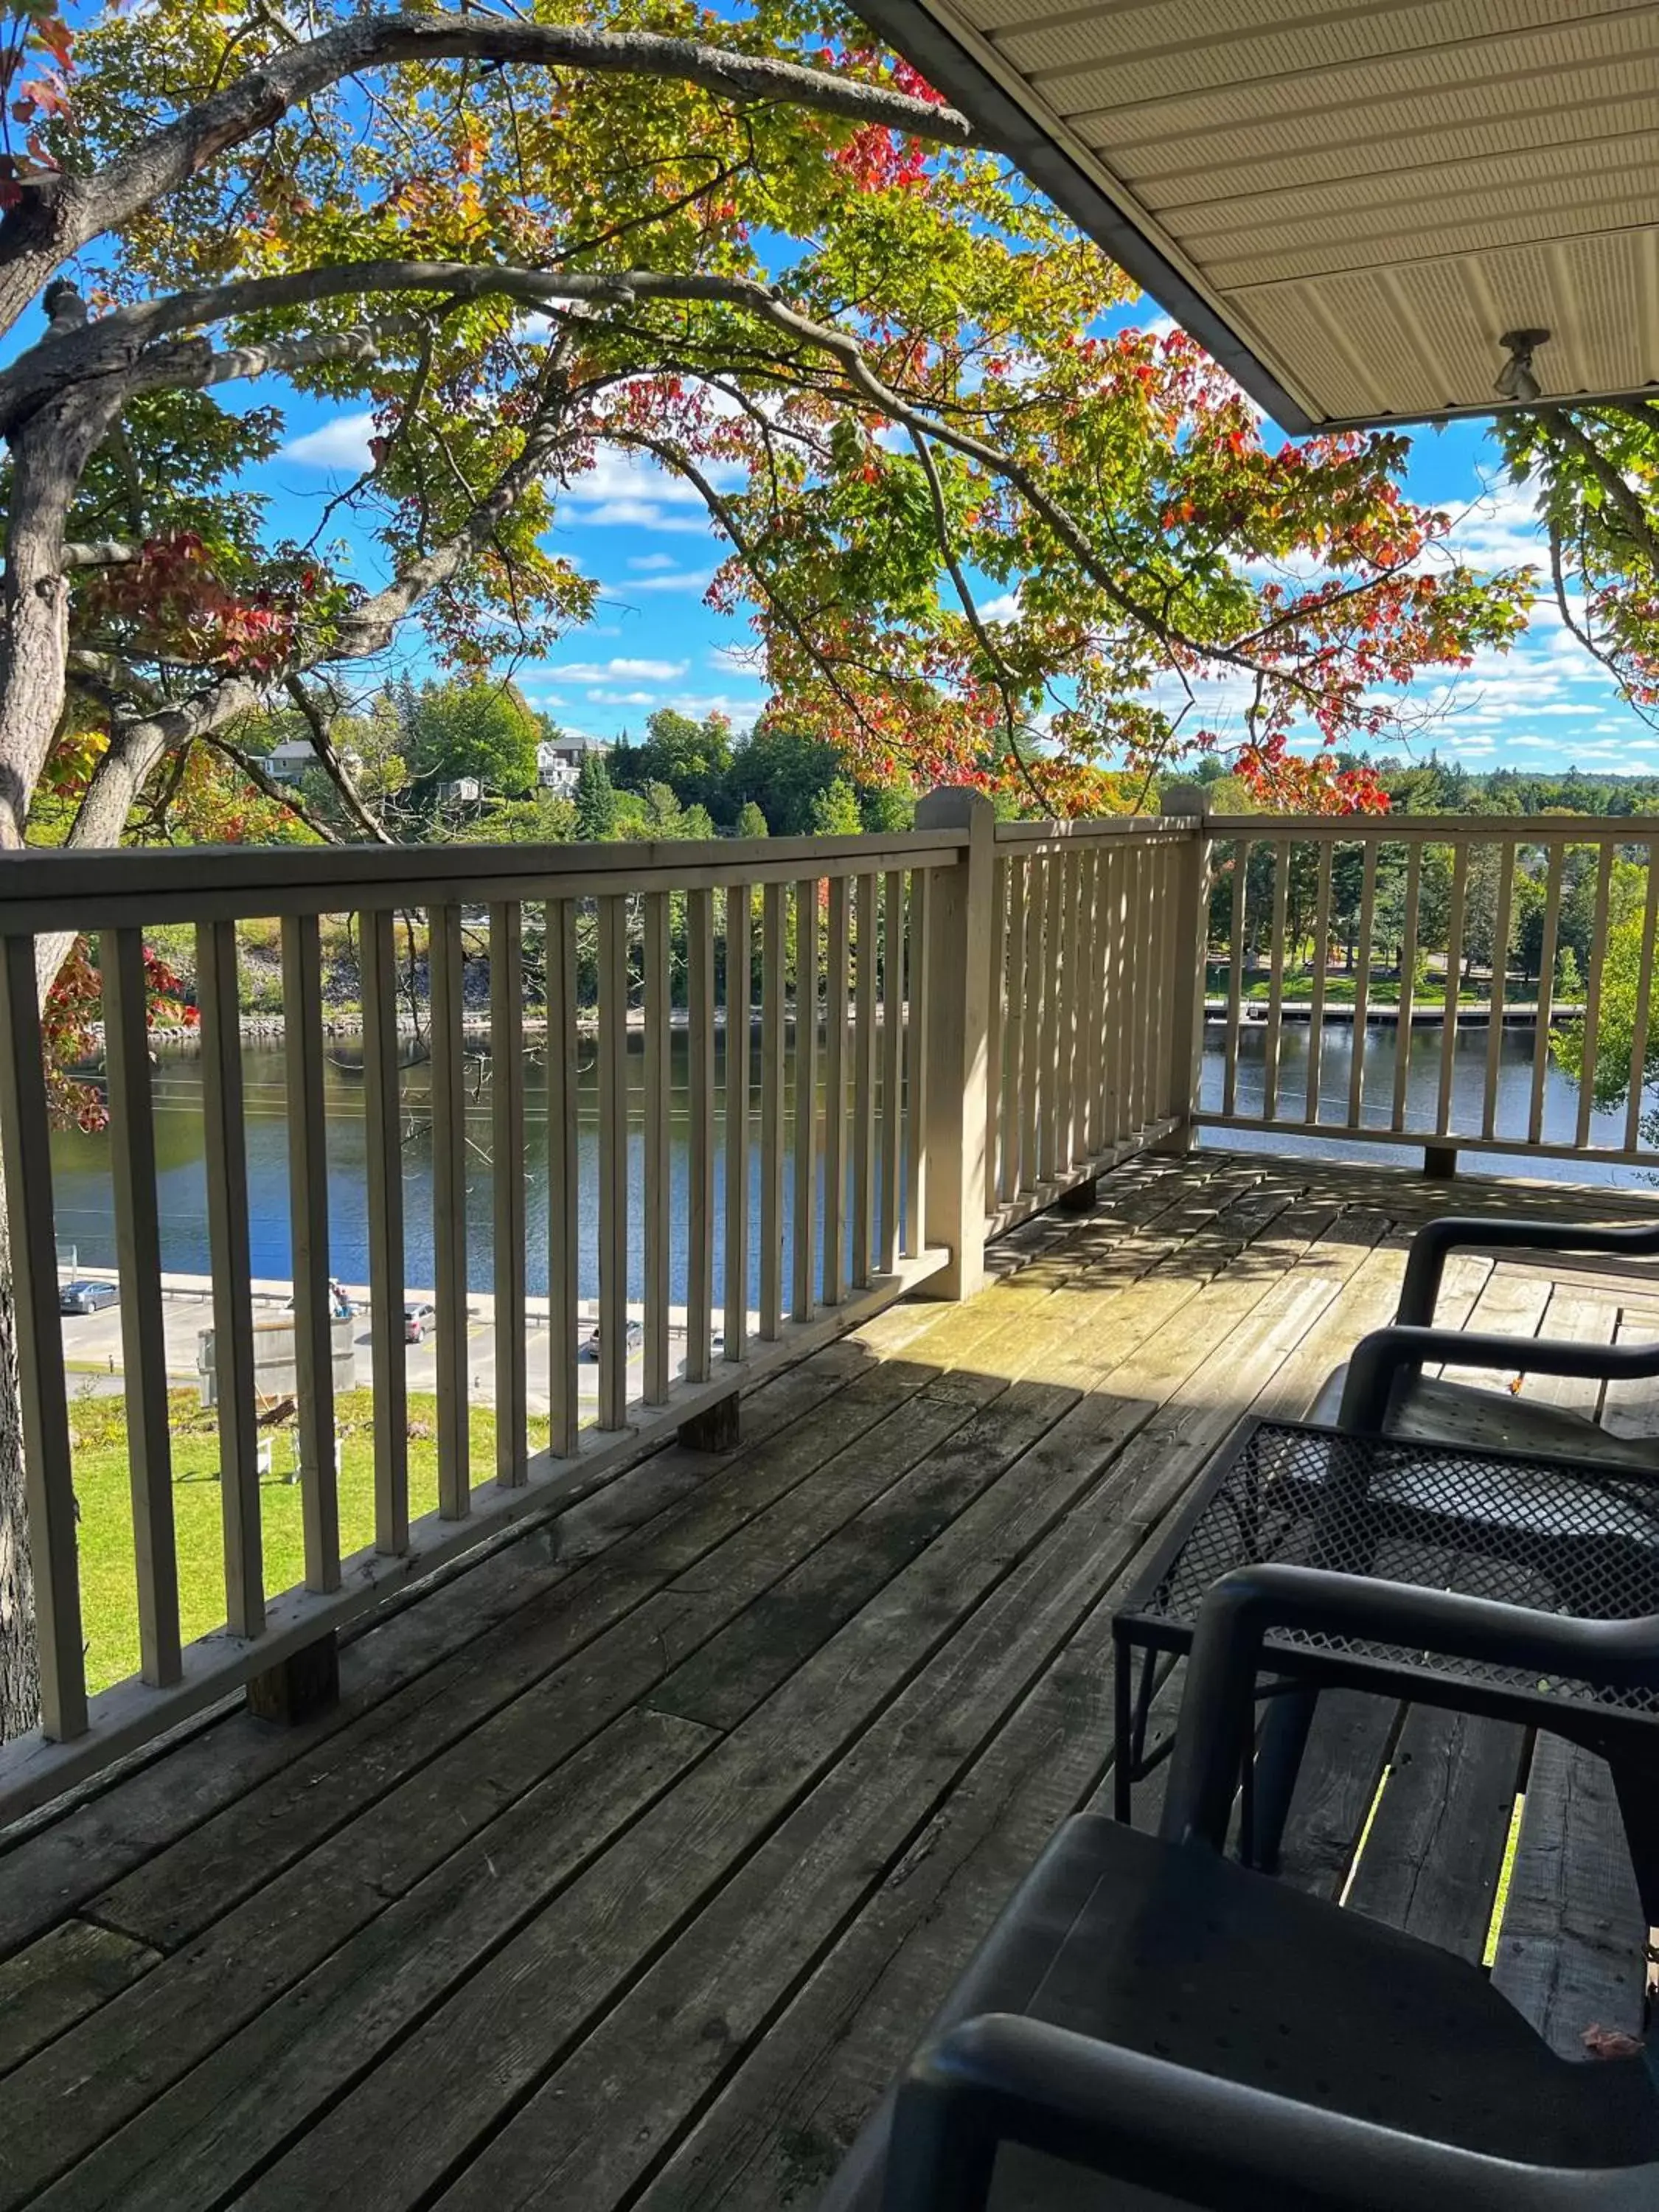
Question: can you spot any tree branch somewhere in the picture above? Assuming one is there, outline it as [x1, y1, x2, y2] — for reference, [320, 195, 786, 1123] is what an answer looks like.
[282, 674, 395, 843]
[1540, 407, 1659, 582]
[198, 729, 342, 841]
[607, 426, 890, 752]
[0, 14, 981, 344]
[905, 423, 1053, 813]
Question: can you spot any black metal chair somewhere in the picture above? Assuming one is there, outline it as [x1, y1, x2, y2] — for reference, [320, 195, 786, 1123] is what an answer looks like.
[1332, 1211, 1659, 1468]
[1245, 1208, 1659, 1876]
[821, 1565, 1659, 2212]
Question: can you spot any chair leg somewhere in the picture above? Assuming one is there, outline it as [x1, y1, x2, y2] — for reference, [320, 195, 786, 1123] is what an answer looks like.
[1248, 1687, 1319, 1872]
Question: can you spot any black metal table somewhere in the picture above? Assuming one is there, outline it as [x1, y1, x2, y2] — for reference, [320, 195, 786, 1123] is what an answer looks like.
[1113, 1416, 1659, 1901]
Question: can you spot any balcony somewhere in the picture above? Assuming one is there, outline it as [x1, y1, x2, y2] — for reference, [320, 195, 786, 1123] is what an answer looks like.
[0, 802, 1656, 2204]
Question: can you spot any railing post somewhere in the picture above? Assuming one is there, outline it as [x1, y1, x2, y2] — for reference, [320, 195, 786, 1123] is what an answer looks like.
[1151, 784, 1212, 1155]
[913, 785, 995, 1301]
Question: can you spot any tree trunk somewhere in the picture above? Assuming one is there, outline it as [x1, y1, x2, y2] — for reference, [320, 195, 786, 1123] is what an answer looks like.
[0, 389, 124, 845]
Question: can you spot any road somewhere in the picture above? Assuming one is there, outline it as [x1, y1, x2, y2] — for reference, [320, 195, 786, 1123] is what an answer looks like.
[59, 1291, 674, 1412]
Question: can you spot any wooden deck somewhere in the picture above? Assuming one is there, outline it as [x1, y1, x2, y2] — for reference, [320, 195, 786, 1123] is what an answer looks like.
[1, 1146, 1657, 2209]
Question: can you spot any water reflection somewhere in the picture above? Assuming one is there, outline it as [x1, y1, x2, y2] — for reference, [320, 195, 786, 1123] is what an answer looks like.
[46, 1014, 1657, 1297]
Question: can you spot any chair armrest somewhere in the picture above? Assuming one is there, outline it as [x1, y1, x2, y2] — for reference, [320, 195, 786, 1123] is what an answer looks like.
[882, 2014, 1639, 2211]
[1339, 1324, 1659, 1433]
[1159, 1564, 1659, 1854]
[1399, 1214, 1659, 1326]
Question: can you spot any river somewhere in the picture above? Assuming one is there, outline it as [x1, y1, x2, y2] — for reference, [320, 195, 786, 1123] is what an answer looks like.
[46, 1018, 1656, 1298]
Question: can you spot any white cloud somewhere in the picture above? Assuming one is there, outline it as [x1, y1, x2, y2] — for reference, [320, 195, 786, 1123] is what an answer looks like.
[1441, 479, 1548, 573]
[618, 568, 714, 594]
[627, 554, 679, 573]
[979, 592, 1021, 623]
[279, 411, 375, 470]
[542, 656, 688, 685]
[557, 447, 745, 535]
[590, 689, 663, 706]
[709, 644, 759, 674]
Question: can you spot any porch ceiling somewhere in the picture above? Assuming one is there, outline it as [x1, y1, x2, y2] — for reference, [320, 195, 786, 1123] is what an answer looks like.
[855, 0, 1659, 433]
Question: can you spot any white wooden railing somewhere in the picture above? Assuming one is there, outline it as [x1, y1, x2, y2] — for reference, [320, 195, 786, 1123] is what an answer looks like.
[1200, 813, 1659, 1171]
[985, 812, 1204, 1225]
[1, 793, 1650, 1814]
[0, 810, 973, 1811]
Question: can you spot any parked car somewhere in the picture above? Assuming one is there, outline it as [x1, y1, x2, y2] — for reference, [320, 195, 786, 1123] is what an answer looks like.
[59, 1279, 119, 1315]
[404, 1301, 437, 1343]
[580, 1318, 644, 1362]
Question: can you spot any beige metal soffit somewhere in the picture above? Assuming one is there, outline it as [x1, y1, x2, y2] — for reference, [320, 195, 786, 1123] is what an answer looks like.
[853, 0, 1659, 436]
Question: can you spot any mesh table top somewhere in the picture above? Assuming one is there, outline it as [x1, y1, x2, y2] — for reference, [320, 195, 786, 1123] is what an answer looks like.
[1121, 1419, 1659, 1720]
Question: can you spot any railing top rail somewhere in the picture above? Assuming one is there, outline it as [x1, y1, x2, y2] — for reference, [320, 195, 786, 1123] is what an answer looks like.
[0, 826, 968, 933]
[993, 815, 1190, 846]
[1205, 813, 1658, 841]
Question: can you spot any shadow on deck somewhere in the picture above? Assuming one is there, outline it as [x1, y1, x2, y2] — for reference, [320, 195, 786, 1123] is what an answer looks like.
[1, 1147, 1655, 2209]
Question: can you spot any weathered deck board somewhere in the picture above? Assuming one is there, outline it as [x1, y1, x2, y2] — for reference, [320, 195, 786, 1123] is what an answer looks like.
[1491, 1733, 1649, 2057]
[1, 1148, 1655, 2211]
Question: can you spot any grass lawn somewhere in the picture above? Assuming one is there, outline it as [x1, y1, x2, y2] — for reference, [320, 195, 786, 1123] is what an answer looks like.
[69, 1386, 549, 1695]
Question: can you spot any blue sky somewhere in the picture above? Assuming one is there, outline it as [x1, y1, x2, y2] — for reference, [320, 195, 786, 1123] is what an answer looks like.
[269, 385, 1657, 777]
[260, 351, 1653, 779]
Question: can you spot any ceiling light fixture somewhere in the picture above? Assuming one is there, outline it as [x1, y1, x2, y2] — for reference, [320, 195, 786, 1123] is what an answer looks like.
[1495, 327, 1551, 403]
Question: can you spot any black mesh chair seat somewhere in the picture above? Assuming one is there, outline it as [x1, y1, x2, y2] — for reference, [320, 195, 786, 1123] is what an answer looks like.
[822, 1815, 1659, 2209]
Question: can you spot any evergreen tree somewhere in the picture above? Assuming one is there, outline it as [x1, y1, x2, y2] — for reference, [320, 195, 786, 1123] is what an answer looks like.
[735, 799, 769, 839]
[810, 776, 863, 836]
[574, 749, 619, 841]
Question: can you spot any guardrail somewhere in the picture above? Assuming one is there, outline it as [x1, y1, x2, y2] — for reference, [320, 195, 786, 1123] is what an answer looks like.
[1, 793, 1650, 1813]
[1198, 813, 1659, 1173]
[0, 808, 980, 1812]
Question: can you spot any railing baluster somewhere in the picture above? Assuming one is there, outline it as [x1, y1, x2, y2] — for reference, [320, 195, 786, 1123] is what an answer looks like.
[852, 872, 877, 1285]
[1004, 855, 1028, 1197]
[282, 913, 341, 1587]
[1153, 839, 1179, 1121]
[761, 880, 787, 1334]
[1578, 838, 1616, 1149]
[489, 903, 527, 1486]
[880, 869, 904, 1270]
[0, 936, 86, 1737]
[1105, 844, 1129, 1144]
[792, 875, 818, 1319]
[546, 899, 580, 1457]
[1391, 844, 1421, 1134]
[1262, 841, 1291, 1122]
[1528, 841, 1564, 1146]
[1055, 848, 1079, 1169]
[198, 917, 262, 1635]
[1034, 854, 1059, 1183]
[905, 866, 932, 1254]
[724, 883, 752, 1360]
[1075, 849, 1098, 1158]
[360, 910, 408, 1548]
[1436, 841, 1470, 1138]
[1627, 843, 1659, 1152]
[102, 930, 180, 1686]
[822, 876, 849, 1304]
[1304, 840, 1333, 1124]
[1020, 855, 1043, 1180]
[686, 887, 716, 1378]
[597, 893, 630, 1429]
[642, 891, 671, 1408]
[428, 902, 469, 1517]
[1124, 845, 1148, 1133]
[985, 855, 1006, 1211]
[1347, 838, 1378, 1127]
[1222, 838, 1248, 1118]
[1481, 840, 1517, 1141]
